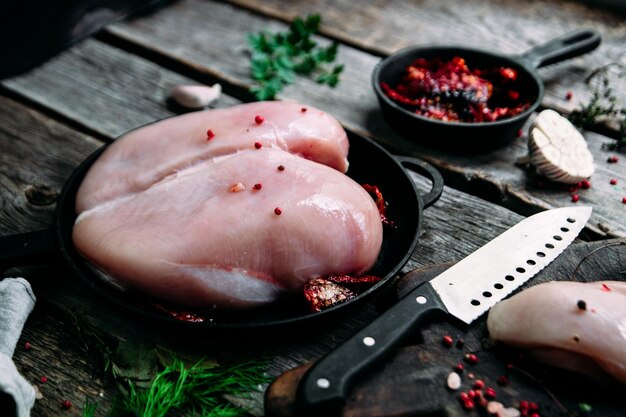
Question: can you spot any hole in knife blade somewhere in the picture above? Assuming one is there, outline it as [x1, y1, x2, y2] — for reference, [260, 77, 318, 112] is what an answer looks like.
[527, 259, 536, 265]
[561, 227, 570, 232]
[537, 251, 546, 257]
[567, 218, 576, 223]
[505, 275, 515, 281]
[482, 291, 492, 297]
[516, 267, 526, 273]
[553, 235, 563, 241]
[471, 299, 480, 306]
[546, 243, 555, 249]
[494, 283, 504, 289]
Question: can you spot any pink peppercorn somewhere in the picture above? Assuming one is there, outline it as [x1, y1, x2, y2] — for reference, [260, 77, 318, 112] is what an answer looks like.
[254, 115, 264, 124]
[610, 178, 617, 185]
[571, 194, 580, 203]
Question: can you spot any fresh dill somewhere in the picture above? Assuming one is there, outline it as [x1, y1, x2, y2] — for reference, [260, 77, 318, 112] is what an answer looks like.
[568, 62, 626, 150]
[247, 13, 344, 100]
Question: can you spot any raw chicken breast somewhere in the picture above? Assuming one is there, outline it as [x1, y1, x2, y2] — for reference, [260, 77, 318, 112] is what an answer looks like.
[73, 146, 382, 309]
[487, 281, 626, 384]
[76, 101, 349, 212]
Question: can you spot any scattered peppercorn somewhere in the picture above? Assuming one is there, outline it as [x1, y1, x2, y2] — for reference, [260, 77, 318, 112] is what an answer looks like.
[62, 400, 72, 410]
[566, 91, 573, 100]
[607, 155, 619, 163]
[610, 178, 618, 185]
[442, 335, 454, 347]
[254, 115, 265, 124]
[602, 283, 612, 292]
[622, 196, 626, 204]
[484, 387, 496, 399]
[497, 375, 509, 386]
[40, 376, 48, 383]
[456, 339, 465, 349]
[274, 207, 282, 215]
[473, 380, 485, 390]
[254, 141, 262, 149]
[467, 372, 475, 379]
[464, 353, 478, 364]
[462, 399, 475, 410]
[24, 342, 32, 350]
[459, 392, 470, 401]
[207, 129, 215, 140]
[529, 402, 539, 411]
[573, 335, 580, 343]
[253, 183, 262, 191]
[454, 363, 464, 373]
[517, 129, 523, 137]
[581, 179, 591, 189]
[301, 107, 308, 112]
[277, 165, 285, 171]
[571, 194, 580, 203]
[577, 300, 587, 310]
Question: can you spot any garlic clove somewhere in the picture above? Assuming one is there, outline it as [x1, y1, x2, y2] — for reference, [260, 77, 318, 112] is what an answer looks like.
[169, 84, 222, 109]
[528, 109, 594, 184]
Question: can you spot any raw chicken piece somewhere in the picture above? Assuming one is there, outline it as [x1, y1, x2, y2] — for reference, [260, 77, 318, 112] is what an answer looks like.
[76, 101, 349, 212]
[73, 148, 382, 309]
[487, 281, 626, 384]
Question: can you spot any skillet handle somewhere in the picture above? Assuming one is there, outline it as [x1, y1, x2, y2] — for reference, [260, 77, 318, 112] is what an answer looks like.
[395, 157, 443, 208]
[0, 229, 60, 272]
[518, 29, 601, 69]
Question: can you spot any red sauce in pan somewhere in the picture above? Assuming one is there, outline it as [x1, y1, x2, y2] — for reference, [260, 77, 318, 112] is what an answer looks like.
[381, 56, 532, 123]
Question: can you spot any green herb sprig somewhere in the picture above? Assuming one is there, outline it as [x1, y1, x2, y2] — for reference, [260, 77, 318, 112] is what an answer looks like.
[247, 13, 344, 100]
[568, 63, 626, 150]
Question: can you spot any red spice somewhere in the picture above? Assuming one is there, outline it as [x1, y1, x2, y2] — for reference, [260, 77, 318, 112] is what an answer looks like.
[602, 283, 612, 292]
[473, 380, 485, 390]
[24, 342, 32, 350]
[442, 335, 454, 347]
[610, 178, 618, 185]
[40, 376, 48, 383]
[381, 56, 531, 123]
[254, 141, 263, 149]
[462, 399, 475, 410]
[468, 390, 478, 399]
[520, 400, 529, 410]
[301, 107, 308, 112]
[253, 183, 262, 191]
[571, 194, 580, 203]
[464, 353, 478, 364]
[459, 392, 470, 401]
[529, 402, 539, 411]
[581, 179, 591, 189]
[517, 129, 523, 137]
[608, 156, 619, 163]
[454, 363, 465, 373]
[206, 129, 215, 140]
[62, 400, 72, 410]
[484, 387, 496, 399]
[152, 304, 206, 323]
[362, 184, 393, 226]
[497, 375, 509, 386]
[274, 207, 282, 215]
[254, 115, 265, 124]
[566, 91, 573, 100]
[277, 164, 285, 171]
[325, 274, 382, 285]
[530, 413, 540, 417]
[456, 339, 465, 349]
[622, 196, 626, 204]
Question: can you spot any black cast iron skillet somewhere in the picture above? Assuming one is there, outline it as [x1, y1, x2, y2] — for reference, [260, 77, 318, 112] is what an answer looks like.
[372, 29, 601, 151]
[0, 128, 443, 331]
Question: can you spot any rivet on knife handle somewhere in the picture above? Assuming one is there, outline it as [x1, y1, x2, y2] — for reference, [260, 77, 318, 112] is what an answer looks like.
[296, 281, 448, 415]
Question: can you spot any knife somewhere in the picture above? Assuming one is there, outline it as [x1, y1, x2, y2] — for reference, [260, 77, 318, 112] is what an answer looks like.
[296, 206, 592, 415]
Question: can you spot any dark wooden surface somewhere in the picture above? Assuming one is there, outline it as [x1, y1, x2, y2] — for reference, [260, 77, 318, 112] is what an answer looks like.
[1, 1, 625, 416]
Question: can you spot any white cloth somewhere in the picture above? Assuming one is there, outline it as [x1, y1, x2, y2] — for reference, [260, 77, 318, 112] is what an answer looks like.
[0, 278, 36, 417]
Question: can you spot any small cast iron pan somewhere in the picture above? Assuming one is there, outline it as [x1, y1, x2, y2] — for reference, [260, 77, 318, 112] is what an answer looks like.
[0, 129, 443, 331]
[372, 29, 601, 151]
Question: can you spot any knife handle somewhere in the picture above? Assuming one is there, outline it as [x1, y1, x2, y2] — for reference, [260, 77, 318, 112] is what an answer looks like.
[296, 281, 448, 415]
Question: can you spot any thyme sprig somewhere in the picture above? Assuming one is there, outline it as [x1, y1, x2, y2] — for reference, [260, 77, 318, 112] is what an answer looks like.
[568, 63, 626, 150]
[247, 13, 344, 100]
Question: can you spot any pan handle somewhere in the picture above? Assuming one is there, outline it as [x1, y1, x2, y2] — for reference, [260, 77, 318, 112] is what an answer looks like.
[0, 229, 60, 272]
[518, 29, 601, 69]
[394, 157, 444, 208]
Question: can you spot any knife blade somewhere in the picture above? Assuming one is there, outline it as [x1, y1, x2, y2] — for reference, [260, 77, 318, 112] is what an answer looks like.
[296, 206, 592, 415]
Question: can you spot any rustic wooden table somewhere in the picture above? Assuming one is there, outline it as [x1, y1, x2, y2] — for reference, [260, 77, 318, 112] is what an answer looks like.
[1, 1, 625, 416]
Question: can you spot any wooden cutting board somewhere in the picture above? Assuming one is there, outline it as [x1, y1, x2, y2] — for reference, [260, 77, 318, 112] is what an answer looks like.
[264, 238, 626, 417]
